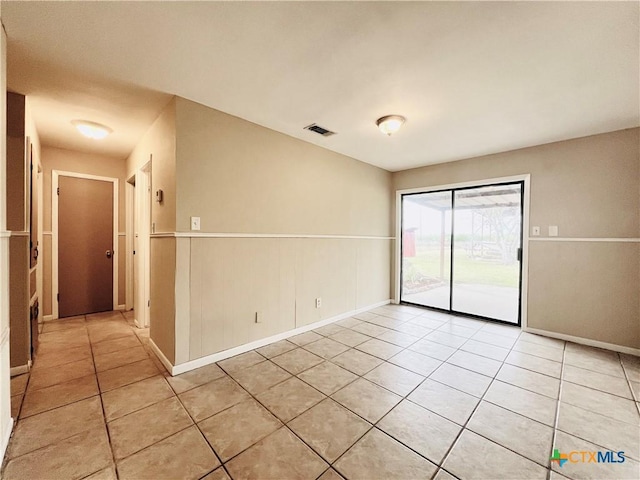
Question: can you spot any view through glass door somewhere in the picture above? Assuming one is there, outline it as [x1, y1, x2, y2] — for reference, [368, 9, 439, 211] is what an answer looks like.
[400, 182, 523, 324]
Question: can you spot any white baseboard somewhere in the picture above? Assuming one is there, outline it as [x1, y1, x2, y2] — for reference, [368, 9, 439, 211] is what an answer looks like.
[10, 363, 30, 377]
[168, 299, 392, 376]
[1, 416, 14, 463]
[116, 304, 125, 311]
[524, 327, 640, 357]
[42, 315, 55, 322]
[148, 339, 174, 375]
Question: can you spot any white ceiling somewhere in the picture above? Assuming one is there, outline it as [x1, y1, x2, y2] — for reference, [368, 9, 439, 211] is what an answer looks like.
[2, 1, 639, 170]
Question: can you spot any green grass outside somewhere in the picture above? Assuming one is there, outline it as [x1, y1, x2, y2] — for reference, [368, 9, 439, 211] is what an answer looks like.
[405, 248, 519, 288]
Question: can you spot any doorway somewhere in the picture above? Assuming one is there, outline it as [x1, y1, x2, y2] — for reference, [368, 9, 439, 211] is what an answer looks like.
[400, 181, 524, 325]
[52, 171, 118, 318]
[132, 163, 151, 329]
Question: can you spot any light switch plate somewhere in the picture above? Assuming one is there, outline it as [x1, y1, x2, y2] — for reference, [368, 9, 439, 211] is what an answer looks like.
[532, 226, 540, 236]
[549, 225, 558, 237]
[190, 216, 201, 231]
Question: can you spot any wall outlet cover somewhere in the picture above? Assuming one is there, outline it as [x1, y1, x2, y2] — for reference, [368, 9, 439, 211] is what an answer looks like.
[190, 216, 201, 231]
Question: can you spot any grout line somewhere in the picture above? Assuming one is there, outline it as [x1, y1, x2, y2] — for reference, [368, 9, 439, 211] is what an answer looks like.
[547, 338, 567, 480]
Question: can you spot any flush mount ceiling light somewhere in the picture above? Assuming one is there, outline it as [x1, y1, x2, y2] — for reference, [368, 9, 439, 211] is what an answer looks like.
[71, 120, 113, 140]
[376, 115, 406, 136]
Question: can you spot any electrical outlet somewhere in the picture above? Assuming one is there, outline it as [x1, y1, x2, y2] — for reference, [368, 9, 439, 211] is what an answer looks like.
[532, 226, 540, 236]
[315, 298, 322, 308]
[255, 312, 262, 324]
[190, 216, 201, 231]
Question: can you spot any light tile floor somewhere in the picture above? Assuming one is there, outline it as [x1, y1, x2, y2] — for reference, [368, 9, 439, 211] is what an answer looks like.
[2, 306, 640, 480]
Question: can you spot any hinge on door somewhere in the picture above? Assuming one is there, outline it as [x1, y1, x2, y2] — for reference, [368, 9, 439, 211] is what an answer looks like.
[57, 293, 60, 302]
[57, 187, 60, 195]
[147, 300, 150, 307]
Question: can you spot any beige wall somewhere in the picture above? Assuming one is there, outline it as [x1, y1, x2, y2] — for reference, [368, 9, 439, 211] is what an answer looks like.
[41, 147, 127, 316]
[153, 97, 393, 365]
[392, 128, 640, 349]
[127, 98, 176, 234]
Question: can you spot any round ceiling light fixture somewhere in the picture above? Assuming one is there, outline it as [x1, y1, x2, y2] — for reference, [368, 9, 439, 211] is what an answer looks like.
[376, 115, 405, 136]
[71, 120, 113, 140]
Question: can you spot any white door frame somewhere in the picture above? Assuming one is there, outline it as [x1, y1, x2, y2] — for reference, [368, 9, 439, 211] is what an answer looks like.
[125, 177, 135, 311]
[133, 162, 151, 328]
[394, 174, 531, 329]
[52, 170, 119, 319]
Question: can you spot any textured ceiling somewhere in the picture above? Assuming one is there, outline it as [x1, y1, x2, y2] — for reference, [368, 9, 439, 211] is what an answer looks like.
[3, 1, 639, 170]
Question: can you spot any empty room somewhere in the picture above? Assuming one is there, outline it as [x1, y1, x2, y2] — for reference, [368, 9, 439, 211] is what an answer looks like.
[0, 2, 638, 480]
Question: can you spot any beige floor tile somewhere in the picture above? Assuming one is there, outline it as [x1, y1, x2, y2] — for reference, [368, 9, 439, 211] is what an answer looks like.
[313, 323, 346, 337]
[450, 316, 485, 330]
[329, 329, 371, 347]
[28, 357, 95, 390]
[199, 398, 281, 461]
[351, 322, 390, 338]
[446, 350, 502, 377]
[10, 374, 29, 396]
[444, 430, 547, 480]
[436, 323, 478, 339]
[2, 427, 112, 480]
[165, 363, 226, 394]
[433, 469, 457, 480]
[560, 381, 639, 425]
[331, 349, 383, 376]
[86, 311, 125, 322]
[304, 337, 350, 359]
[557, 402, 640, 460]
[88, 325, 136, 345]
[409, 316, 447, 330]
[256, 339, 297, 359]
[408, 379, 479, 425]
[512, 339, 564, 362]
[388, 350, 442, 377]
[621, 353, 640, 383]
[393, 321, 432, 338]
[471, 330, 517, 349]
[331, 378, 401, 423]
[117, 426, 219, 480]
[84, 465, 118, 480]
[289, 331, 323, 346]
[102, 375, 174, 421]
[217, 351, 265, 373]
[318, 468, 345, 480]
[355, 338, 403, 360]
[31, 343, 93, 369]
[468, 401, 554, 466]
[460, 339, 510, 361]
[10, 394, 23, 418]
[378, 399, 461, 465]
[271, 348, 324, 375]
[256, 377, 326, 422]
[298, 361, 358, 395]
[376, 330, 419, 348]
[364, 362, 424, 396]
[21, 374, 99, 417]
[92, 335, 142, 357]
[335, 428, 437, 480]
[225, 427, 328, 480]
[519, 331, 565, 350]
[230, 360, 291, 395]
[201, 467, 231, 480]
[94, 345, 149, 372]
[563, 364, 632, 399]
[480, 323, 521, 338]
[97, 358, 160, 392]
[552, 431, 640, 480]
[41, 316, 85, 333]
[564, 343, 625, 378]
[109, 396, 194, 459]
[337, 317, 364, 328]
[424, 331, 468, 349]
[430, 363, 492, 398]
[484, 380, 557, 426]
[179, 375, 251, 422]
[8, 396, 105, 458]
[289, 398, 371, 462]
[497, 363, 560, 399]
[505, 350, 562, 378]
[38, 329, 91, 349]
[408, 338, 457, 361]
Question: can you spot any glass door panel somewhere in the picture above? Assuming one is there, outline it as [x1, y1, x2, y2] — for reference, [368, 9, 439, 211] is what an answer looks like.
[401, 191, 452, 310]
[451, 184, 522, 323]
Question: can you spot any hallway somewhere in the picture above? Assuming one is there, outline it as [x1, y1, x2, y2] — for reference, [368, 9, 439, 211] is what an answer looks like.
[2, 305, 640, 480]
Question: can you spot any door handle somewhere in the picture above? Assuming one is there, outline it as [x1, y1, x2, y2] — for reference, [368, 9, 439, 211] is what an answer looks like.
[106, 250, 112, 259]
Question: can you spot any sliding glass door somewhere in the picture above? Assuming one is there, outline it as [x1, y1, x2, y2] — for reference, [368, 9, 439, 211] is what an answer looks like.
[400, 182, 523, 324]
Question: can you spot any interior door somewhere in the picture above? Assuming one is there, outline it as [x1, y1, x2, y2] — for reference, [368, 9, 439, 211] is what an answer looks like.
[58, 176, 114, 317]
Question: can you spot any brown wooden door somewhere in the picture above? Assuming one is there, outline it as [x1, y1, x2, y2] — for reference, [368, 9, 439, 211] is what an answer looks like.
[58, 176, 113, 317]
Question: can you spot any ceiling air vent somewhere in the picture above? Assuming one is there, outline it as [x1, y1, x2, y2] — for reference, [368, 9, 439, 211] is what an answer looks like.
[304, 123, 336, 137]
